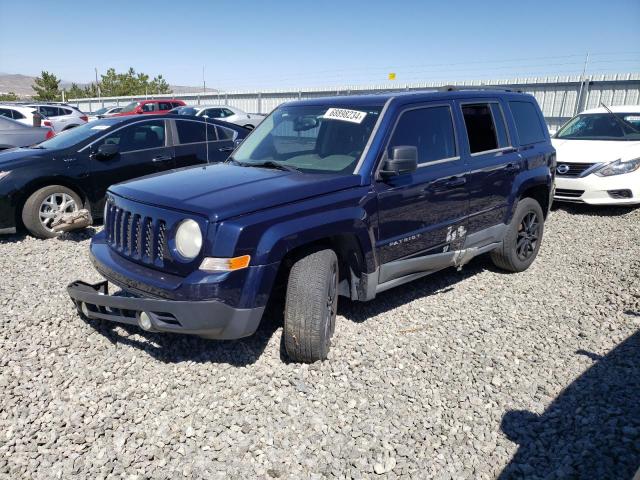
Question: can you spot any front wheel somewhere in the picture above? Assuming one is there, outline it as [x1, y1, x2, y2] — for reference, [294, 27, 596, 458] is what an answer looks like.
[283, 249, 338, 363]
[491, 197, 545, 272]
[22, 185, 82, 239]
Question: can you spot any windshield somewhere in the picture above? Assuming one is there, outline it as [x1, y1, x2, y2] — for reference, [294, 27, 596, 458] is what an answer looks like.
[556, 112, 640, 141]
[232, 104, 382, 174]
[34, 120, 113, 149]
[121, 102, 140, 113]
[172, 106, 198, 116]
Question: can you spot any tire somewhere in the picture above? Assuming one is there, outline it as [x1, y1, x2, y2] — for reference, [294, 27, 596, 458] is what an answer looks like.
[491, 197, 545, 273]
[22, 185, 82, 239]
[283, 249, 339, 363]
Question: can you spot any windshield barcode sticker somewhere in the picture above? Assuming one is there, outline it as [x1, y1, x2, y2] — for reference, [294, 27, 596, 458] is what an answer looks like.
[624, 115, 640, 122]
[324, 108, 367, 124]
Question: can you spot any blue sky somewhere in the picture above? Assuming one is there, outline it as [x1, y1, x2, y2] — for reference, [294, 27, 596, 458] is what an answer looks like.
[0, 0, 638, 91]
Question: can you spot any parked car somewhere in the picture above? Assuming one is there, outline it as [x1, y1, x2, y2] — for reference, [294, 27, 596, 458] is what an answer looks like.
[87, 106, 124, 122]
[552, 105, 640, 205]
[0, 115, 248, 238]
[0, 116, 55, 150]
[0, 105, 53, 129]
[169, 105, 265, 129]
[67, 89, 554, 363]
[25, 103, 88, 132]
[112, 100, 186, 117]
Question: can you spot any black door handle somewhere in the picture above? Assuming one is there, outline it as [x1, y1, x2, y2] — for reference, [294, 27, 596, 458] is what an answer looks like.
[504, 162, 520, 172]
[152, 155, 172, 162]
[444, 176, 466, 188]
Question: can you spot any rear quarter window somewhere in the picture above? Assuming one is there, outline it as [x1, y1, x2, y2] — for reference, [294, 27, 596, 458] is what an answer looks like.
[509, 101, 546, 145]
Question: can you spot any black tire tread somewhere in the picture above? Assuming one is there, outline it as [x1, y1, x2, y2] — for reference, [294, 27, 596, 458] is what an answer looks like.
[490, 197, 544, 273]
[284, 249, 337, 363]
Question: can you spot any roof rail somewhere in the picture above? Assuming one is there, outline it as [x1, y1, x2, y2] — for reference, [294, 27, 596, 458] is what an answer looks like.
[439, 85, 523, 93]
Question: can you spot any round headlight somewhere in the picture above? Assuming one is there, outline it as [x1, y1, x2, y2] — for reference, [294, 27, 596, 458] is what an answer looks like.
[175, 219, 202, 260]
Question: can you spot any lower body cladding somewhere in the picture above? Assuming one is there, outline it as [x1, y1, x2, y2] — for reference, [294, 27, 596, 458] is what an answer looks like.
[554, 171, 640, 205]
[68, 281, 265, 339]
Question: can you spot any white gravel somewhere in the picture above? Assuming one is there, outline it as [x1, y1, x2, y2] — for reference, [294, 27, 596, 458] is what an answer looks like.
[1, 204, 639, 479]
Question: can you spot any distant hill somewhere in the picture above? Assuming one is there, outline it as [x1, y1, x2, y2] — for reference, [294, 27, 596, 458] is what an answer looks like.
[0, 73, 211, 98]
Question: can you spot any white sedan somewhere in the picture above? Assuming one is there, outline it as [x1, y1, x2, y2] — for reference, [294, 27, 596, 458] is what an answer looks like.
[552, 105, 640, 205]
[169, 105, 265, 129]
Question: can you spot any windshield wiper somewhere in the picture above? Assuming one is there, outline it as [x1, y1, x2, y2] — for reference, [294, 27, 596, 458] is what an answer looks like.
[600, 102, 640, 134]
[248, 160, 300, 173]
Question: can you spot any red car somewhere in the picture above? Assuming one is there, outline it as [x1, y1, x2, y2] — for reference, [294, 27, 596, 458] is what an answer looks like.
[112, 99, 186, 117]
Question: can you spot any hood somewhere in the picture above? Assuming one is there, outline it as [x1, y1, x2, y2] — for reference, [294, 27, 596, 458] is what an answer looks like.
[110, 163, 362, 222]
[0, 147, 52, 170]
[551, 138, 640, 164]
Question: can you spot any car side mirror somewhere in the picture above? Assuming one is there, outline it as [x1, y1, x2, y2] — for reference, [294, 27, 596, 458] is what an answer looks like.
[380, 146, 418, 178]
[94, 143, 119, 160]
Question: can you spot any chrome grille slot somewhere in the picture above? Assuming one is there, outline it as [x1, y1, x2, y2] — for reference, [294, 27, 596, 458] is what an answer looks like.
[157, 221, 166, 263]
[143, 218, 153, 260]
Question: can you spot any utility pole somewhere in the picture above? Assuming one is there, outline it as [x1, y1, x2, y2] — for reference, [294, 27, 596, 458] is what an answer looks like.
[95, 67, 101, 100]
[203, 65, 206, 95]
[575, 52, 590, 115]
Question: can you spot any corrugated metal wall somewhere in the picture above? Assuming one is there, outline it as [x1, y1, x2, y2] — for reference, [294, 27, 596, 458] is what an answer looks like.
[71, 73, 640, 129]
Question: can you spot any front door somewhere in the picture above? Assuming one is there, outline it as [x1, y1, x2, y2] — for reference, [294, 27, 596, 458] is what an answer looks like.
[375, 103, 469, 284]
[89, 119, 174, 208]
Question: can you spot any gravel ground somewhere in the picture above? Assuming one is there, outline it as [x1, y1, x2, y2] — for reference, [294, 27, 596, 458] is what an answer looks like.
[1, 204, 639, 480]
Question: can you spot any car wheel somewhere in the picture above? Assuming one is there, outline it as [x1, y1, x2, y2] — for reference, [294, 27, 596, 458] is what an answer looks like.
[22, 185, 82, 239]
[283, 249, 339, 363]
[491, 197, 545, 272]
[243, 124, 254, 130]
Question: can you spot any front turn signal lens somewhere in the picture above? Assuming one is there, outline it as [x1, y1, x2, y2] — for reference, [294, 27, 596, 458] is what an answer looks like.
[199, 255, 251, 272]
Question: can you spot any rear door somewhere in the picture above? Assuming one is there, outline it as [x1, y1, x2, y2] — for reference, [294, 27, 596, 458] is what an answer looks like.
[458, 99, 522, 242]
[88, 119, 174, 205]
[374, 102, 469, 283]
[158, 101, 174, 114]
[172, 118, 229, 167]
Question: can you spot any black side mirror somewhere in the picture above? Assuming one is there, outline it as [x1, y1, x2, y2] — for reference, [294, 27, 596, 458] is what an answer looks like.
[380, 146, 418, 178]
[94, 143, 119, 160]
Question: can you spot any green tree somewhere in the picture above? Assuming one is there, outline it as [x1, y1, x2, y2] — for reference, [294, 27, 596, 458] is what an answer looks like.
[0, 92, 19, 101]
[32, 71, 61, 101]
[149, 74, 172, 94]
[99, 68, 172, 97]
[66, 83, 86, 99]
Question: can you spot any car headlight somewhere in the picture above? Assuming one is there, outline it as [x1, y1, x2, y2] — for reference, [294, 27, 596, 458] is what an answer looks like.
[175, 219, 202, 260]
[595, 158, 640, 177]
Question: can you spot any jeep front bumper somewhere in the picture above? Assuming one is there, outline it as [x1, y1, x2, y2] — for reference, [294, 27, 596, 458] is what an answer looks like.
[68, 280, 265, 339]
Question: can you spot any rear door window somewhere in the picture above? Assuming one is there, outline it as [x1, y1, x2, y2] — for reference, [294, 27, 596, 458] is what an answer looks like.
[388, 105, 457, 165]
[509, 101, 546, 145]
[0, 108, 12, 119]
[141, 103, 157, 113]
[158, 102, 173, 111]
[176, 120, 205, 144]
[216, 125, 237, 141]
[462, 103, 501, 154]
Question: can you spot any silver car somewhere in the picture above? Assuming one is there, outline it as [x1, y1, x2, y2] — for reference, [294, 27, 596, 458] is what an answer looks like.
[0, 116, 55, 150]
[169, 105, 265, 129]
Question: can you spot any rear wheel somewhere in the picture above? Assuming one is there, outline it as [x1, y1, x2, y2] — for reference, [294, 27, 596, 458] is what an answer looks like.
[22, 185, 81, 239]
[283, 249, 338, 363]
[491, 197, 544, 272]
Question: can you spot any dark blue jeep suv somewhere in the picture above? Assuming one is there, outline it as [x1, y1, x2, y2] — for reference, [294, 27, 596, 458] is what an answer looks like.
[68, 89, 555, 362]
